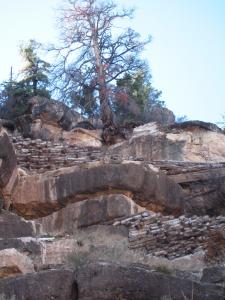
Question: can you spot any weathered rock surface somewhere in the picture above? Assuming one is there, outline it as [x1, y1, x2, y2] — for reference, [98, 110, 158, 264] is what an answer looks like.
[110, 121, 225, 162]
[12, 135, 103, 173]
[0, 210, 42, 271]
[0, 248, 34, 278]
[201, 266, 225, 285]
[62, 128, 102, 147]
[16, 97, 102, 147]
[37, 194, 142, 236]
[149, 160, 225, 215]
[115, 210, 225, 259]
[0, 210, 36, 238]
[0, 129, 17, 189]
[18, 96, 83, 133]
[75, 262, 224, 300]
[0, 128, 18, 209]
[11, 162, 185, 219]
[144, 105, 175, 125]
[0, 269, 77, 300]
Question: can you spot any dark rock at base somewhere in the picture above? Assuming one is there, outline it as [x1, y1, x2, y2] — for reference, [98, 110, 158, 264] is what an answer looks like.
[75, 262, 224, 300]
[0, 238, 41, 257]
[201, 266, 225, 285]
[0, 269, 77, 300]
[0, 210, 35, 238]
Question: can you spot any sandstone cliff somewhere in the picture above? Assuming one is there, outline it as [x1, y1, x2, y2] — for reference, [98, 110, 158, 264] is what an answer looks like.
[0, 118, 225, 299]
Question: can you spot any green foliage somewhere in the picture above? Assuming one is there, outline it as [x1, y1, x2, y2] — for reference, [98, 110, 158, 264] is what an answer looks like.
[155, 265, 173, 275]
[19, 39, 50, 97]
[114, 69, 164, 124]
[0, 40, 51, 120]
[70, 84, 99, 117]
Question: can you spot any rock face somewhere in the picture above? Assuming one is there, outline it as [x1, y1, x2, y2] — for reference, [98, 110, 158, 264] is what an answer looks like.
[12, 136, 103, 174]
[75, 262, 224, 300]
[11, 162, 185, 219]
[201, 266, 225, 285]
[115, 210, 225, 259]
[110, 121, 225, 162]
[0, 269, 77, 300]
[144, 105, 175, 125]
[0, 210, 42, 274]
[0, 210, 36, 238]
[0, 248, 34, 279]
[0, 128, 18, 209]
[37, 194, 142, 236]
[18, 96, 83, 133]
[16, 97, 103, 147]
[0, 129, 17, 188]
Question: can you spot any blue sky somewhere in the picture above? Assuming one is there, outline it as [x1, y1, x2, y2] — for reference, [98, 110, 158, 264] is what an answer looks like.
[0, 0, 225, 124]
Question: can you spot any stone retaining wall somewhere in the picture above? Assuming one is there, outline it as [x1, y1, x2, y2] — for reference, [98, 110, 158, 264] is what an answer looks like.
[114, 211, 225, 259]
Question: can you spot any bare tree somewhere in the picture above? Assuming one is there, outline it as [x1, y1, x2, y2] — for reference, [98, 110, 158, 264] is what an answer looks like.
[51, 0, 150, 143]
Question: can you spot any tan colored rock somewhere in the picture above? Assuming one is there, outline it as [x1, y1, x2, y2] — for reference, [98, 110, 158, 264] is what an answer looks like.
[0, 249, 34, 278]
[37, 194, 143, 236]
[11, 161, 185, 219]
[0, 128, 18, 209]
[110, 121, 225, 162]
[62, 128, 102, 148]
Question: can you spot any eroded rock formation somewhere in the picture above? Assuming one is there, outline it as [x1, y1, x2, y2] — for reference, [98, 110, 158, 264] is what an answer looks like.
[1, 119, 225, 298]
[110, 121, 225, 162]
[0, 127, 18, 209]
[75, 262, 224, 300]
[0, 269, 77, 300]
[11, 162, 185, 219]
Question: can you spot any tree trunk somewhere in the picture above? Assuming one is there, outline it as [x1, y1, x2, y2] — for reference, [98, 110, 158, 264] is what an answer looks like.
[92, 30, 118, 144]
[33, 77, 38, 96]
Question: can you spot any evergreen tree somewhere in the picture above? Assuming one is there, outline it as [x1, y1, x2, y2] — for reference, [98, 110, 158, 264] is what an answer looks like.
[20, 39, 50, 98]
[114, 69, 164, 123]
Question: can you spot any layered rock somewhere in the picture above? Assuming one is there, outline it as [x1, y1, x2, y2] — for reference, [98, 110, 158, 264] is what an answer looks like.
[11, 162, 185, 219]
[0, 210, 36, 238]
[0, 210, 42, 273]
[110, 121, 225, 162]
[0, 128, 18, 209]
[37, 194, 143, 236]
[12, 135, 103, 174]
[114, 210, 225, 259]
[75, 262, 224, 300]
[0, 249, 34, 279]
[0, 269, 77, 300]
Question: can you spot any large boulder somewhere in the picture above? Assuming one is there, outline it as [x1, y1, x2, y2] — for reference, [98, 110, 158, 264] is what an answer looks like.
[0, 210, 42, 268]
[0, 129, 17, 189]
[22, 96, 83, 130]
[11, 162, 185, 219]
[0, 128, 18, 209]
[75, 262, 224, 300]
[0, 269, 77, 300]
[0, 210, 36, 239]
[201, 266, 225, 285]
[37, 194, 142, 236]
[109, 121, 225, 162]
[144, 105, 175, 125]
[0, 248, 34, 279]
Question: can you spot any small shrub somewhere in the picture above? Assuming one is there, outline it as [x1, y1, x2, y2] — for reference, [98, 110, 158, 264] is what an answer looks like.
[155, 265, 173, 275]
